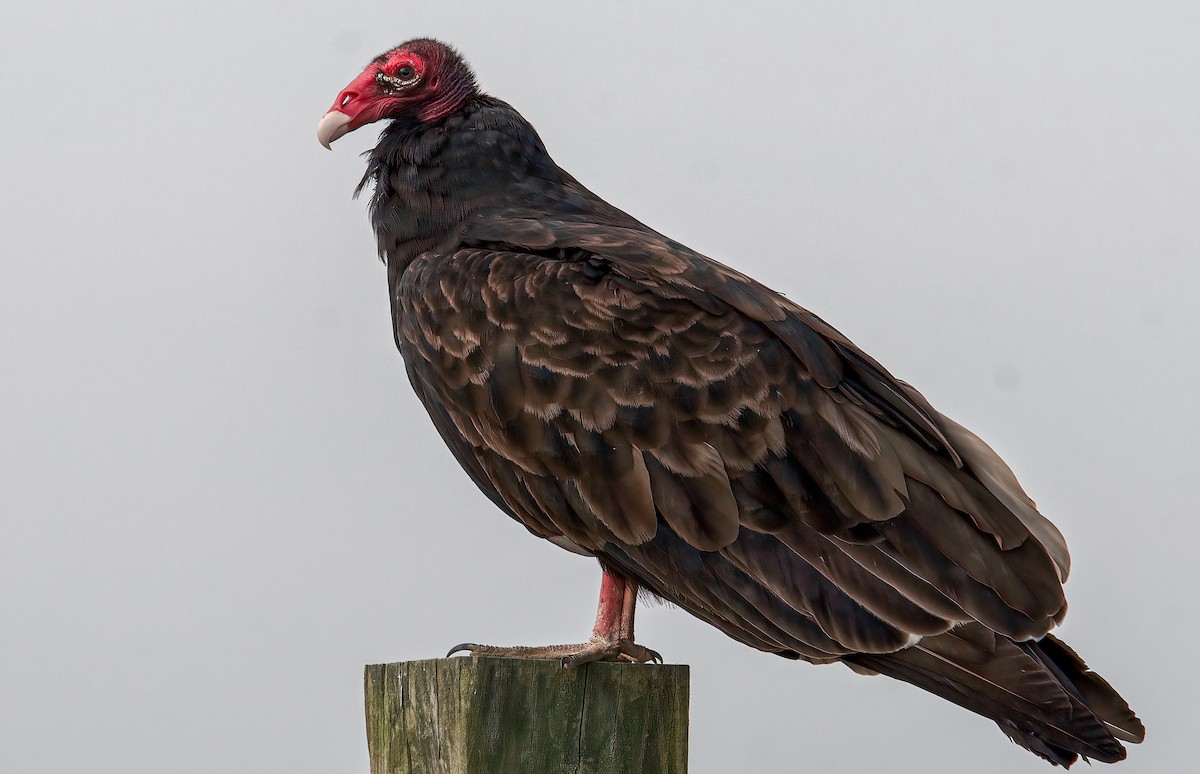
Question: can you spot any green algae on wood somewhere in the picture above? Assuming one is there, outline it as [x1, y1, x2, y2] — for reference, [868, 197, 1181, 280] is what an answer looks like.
[365, 658, 689, 774]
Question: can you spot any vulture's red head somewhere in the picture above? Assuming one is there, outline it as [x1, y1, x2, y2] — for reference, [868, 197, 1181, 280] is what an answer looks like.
[317, 38, 478, 148]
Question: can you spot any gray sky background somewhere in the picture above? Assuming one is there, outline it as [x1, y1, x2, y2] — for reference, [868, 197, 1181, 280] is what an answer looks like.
[3, 2, 1197, 772]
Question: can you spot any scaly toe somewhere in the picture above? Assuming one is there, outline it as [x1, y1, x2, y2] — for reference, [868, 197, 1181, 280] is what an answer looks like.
[445, 642, 594, 660]
[445, 638, 663, 665]
[560, 641, 621, 668]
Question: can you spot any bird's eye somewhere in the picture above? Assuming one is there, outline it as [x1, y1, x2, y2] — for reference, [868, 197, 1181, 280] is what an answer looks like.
[375, 60, 421, 92]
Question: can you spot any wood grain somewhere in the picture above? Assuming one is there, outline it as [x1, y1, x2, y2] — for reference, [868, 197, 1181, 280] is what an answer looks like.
[364, 658, 689, 774]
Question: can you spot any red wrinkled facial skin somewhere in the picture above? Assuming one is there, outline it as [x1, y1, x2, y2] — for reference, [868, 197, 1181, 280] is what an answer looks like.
[327, 50, 430, 131]
[326, 39, 479, 135]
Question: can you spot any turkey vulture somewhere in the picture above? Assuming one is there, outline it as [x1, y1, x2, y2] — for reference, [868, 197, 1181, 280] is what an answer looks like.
[317, 39, 1144, 766]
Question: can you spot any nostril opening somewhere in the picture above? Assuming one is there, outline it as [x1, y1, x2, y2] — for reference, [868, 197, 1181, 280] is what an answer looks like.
[340, 92, 355, 108]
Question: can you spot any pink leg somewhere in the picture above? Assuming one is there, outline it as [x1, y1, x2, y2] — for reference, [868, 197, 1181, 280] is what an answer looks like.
[591, 564, 627, 640]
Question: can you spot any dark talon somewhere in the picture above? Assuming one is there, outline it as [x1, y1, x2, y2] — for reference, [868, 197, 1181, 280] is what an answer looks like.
[446, 643, 476, 658]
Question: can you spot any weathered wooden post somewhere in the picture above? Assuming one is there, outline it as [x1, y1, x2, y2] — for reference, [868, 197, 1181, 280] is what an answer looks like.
[364, 658, 690, 774]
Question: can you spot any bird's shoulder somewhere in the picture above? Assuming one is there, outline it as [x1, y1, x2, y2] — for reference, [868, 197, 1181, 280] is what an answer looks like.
[404, 211, 958, 460]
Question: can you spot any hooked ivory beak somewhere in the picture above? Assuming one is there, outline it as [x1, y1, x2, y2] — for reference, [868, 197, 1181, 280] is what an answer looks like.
[317, 111, 353, 150]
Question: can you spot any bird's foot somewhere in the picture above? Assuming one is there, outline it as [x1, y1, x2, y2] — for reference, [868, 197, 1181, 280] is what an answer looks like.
[559, 637, 663, 667]
[446, 637, 662, 667]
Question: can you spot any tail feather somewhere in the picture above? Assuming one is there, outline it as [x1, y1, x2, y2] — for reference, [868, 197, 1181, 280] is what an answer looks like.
[1026, 634, 1146, 745]
[847, 624, 1142, 767]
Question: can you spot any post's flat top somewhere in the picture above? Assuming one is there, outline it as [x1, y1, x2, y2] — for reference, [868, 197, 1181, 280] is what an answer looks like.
[367, 656, 690, 672]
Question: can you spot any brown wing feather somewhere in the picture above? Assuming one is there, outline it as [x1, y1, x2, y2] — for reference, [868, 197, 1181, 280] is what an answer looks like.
[395, 234, 1069, 657]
